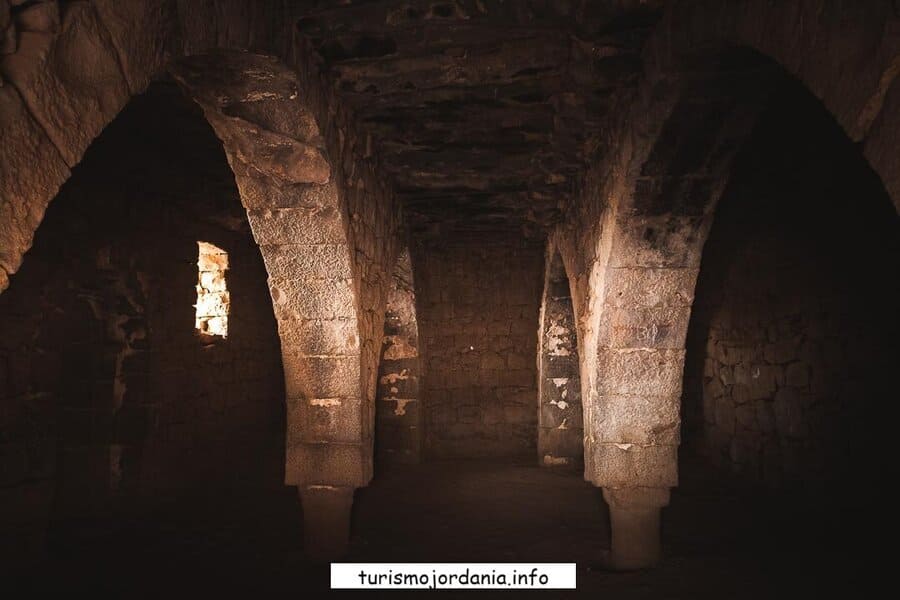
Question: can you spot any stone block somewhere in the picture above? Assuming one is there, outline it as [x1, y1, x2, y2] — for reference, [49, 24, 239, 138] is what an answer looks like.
[269, 277, 355, 321]
[588, 443, 678, 488]
[598, 305, 691, 349]
[593, 394, 680, 445]
[260, 243, 353, 280]
[247, 206, 345, 245]
[277, 317, 360, 355]
[282, 354, 360, 399]
[602, 267, 698, 309]
[285, 442, 370, 487]
[596, 348, 685, 397]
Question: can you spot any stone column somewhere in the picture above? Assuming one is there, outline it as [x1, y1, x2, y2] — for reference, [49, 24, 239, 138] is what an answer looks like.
[602, 487, 670, 569]
[586, 230, 698, 569]
[171, 54, 370, 564]
[299, 485, 356, 562]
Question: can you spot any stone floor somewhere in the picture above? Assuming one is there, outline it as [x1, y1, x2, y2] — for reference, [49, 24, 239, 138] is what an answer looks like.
[6, 458, 872, 598]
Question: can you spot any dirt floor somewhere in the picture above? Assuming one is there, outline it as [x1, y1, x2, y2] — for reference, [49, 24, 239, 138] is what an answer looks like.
[6, 458, 872, 598]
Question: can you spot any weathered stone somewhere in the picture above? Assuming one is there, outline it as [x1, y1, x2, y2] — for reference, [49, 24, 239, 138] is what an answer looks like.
[0, 85, 70, 276]
[287, 396, 364, 444]
[589, 443, 678, 488]
[91, 0, 176, 93]
[608, 214, 706, 269]
[593, 394, 680, 445]
[269, 277, 355, 321]
[247, 207, 346, 245]
[260, 243, 353, 280]
[0, 3, 130, 166]
[599, 305, 692, 349]
[276, 317, 359, 355]
[282, 353, 360, 400]
[596, 348, 685, 398]
[285, 443, 370, 487]
[14, 1, 58, 33]
[603, 267, 698, 309]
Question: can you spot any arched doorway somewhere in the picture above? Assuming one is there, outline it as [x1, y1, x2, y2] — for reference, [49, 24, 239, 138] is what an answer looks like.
[0, 80, 287, 562]
[681, 61, 900, 490]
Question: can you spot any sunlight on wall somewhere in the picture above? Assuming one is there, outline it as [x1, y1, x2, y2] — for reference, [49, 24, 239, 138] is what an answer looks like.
[195, 241, 229, 337]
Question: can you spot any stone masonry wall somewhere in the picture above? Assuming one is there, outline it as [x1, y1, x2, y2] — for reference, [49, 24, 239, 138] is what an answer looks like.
[375, 249, 421, 466]
[415, 232, 543, 459]
[681, 82, 899, 488]
[537, 251, 583, 467]
[172, 44, 404, 491]
[288, 36, 405, 477]
[0, 83, 284, 561]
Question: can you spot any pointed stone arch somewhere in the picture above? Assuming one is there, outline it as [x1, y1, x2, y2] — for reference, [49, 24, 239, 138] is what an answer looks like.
[1, 4, 402, 560]
[537, 244, 583, 468]
[374, 246, 422, 467]
[557, 1, 900, 570]
[169, 50, 376, 559]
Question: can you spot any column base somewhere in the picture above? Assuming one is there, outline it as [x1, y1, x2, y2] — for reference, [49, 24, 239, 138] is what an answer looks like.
[299, 485, 355, 562]
[602, 487, 670, 570]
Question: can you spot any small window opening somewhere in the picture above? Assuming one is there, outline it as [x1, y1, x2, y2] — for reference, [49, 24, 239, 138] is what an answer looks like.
[195, 241, 229, 337]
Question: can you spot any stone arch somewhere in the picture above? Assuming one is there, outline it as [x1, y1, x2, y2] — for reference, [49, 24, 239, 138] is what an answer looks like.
[0, 76, 287, 565]
[644, 0, 900, 212]
[536, 245, 583, 468]
[679, 80, 899, 488]
[374, 246, 422, 467]
[169, 50, 371, 559]
[566, 3, 898, 569]
[1, 3, 402, 560]
[0, 1, 289, 293]
[589, 39, 898, 506]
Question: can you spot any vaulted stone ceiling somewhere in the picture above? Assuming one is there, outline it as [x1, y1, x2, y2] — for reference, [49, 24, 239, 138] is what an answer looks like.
[291, 0, 665, 234]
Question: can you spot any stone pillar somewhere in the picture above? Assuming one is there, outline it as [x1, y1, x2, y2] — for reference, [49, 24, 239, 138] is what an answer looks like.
[602, 487, 670, 570]
[586, 261, 693, 570]
[171, 54, 370, 564]
[299, 485, 356, 562]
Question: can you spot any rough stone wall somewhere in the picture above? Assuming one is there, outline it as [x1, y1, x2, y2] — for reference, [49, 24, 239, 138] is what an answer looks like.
[0, 83, 284, 562]
[415, 232, 542, 459]
[171, 44, 403, 491]
[546, 2, 899, 499]
[375, 249, 421, 466]
[537, 250, 583, 467]
[0, 0, 290, 294]
[285, 33, 404, 483]
[681, 81, 899, 488]
[0, 0, 404, 502]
